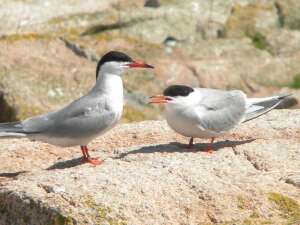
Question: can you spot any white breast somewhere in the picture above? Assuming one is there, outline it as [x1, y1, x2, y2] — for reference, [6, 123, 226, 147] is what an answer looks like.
[104, 75, 124, 122]
[165, 103, 221, 139]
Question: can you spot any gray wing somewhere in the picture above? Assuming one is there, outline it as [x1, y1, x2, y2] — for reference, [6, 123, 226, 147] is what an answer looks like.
[194, 89, 247, 132]
[21, 93, 116, 138]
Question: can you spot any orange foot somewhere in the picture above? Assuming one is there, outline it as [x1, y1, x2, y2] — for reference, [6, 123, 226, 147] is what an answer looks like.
[84, 157, 104, 166]
[206, 149, 215, 154]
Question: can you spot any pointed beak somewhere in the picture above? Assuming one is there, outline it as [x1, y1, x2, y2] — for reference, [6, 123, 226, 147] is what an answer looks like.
[128, 61, 154, 69]
[149, 95, 171, 104]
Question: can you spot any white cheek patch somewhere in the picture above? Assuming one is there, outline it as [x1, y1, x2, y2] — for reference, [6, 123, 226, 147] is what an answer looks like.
[120, 62, 130, 68]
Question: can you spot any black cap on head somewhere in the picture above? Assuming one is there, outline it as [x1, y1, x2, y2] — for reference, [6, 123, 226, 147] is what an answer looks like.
[163, 85, 194, 97]
[96, 51, 133, 78]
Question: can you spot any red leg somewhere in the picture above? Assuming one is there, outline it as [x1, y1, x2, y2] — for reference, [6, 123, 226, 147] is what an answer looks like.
[80, 146, 103, 165]
[207, 138, 215, 154]
[187, 137, 194, 149]
[83, 146, 91, 158]
[81, 146, 88, 159]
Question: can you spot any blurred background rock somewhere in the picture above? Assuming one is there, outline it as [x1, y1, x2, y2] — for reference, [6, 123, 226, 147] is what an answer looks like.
[0, 0, 299, 123]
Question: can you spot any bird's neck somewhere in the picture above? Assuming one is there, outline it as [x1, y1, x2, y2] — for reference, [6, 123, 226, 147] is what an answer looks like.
[91, 71, 124, 118]
[93, 72, 123, 97]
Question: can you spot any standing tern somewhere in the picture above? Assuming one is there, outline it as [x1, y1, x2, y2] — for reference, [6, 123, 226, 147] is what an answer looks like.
[0, 51, 154, 165]
[150, 85, 290, 153]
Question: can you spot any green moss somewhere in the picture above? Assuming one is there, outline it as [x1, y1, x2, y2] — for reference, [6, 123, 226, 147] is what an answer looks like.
[47, 10, 119, 37]
[23, 215, 30, 223]
[237, 195, 249, 209]
[0, 92, 18, 122]
[242, 218, 272, 225]
[205, 214, 272, 225]
[48, 11, 104, 25]
[54, 215, 74, 225]
[0, 68, 62, 121]
[249, 212, 260, 219]
[0, 205, 7, 214]
[84, 196, 127, 225]
[123, 104, 160, 123]
[159, 0, 184, 6]
[93, 32, 162, 50]
[29, 199, 35, 209]
[268, 192, 300, 224]
[0, 33, 52, 42]
[289, 73, 300, 89]
[289, 21, 300, 30]
[225, 2, 275, 38]
[241, 213, 273, 225]
[246, 31, 270, 51]
[123, 71, 163, 102]
[123, 105, 148, 122]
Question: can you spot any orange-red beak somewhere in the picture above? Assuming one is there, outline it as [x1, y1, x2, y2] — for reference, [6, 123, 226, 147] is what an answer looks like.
[149, 95, 171, 104]
[128, 61, 154, 69]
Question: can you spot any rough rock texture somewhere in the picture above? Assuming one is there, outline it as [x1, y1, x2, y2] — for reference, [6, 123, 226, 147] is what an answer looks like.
[0, 109, 300, 225]
[0, 0, 292, 41]
[0, 0, 119, 35]
[0, 37, 161, 122]
[1, 0, 300, 122]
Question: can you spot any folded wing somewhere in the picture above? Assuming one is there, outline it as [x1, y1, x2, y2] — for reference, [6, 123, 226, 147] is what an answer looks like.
[194, 89, 247, 133]
[22, 94, 116, 138]
[243, 94, 291, 123]
[0, 94, 116, 140]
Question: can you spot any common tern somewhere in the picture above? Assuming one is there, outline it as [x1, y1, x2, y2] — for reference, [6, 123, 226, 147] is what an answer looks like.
[150, 85, 290, 153]
[0, 51, 154, 165]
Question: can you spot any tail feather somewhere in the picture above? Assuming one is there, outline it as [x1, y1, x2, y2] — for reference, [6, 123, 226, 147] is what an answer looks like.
[243, 94, 292, 123]
[0, 121, 26, 138]
[0, 132, 26, 138]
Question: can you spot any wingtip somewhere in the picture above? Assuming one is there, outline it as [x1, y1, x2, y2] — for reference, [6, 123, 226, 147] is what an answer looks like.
[278, 93, 293, 100]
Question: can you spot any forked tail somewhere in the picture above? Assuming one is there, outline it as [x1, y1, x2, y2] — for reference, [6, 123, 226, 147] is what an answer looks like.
[0, 122, 26, 138]
[243, 94, 292, 123]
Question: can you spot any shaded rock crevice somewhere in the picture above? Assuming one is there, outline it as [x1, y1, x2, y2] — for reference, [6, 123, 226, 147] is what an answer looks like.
[0, 190, 75, 225]
[59, 37, 98, 62]
[0, 90, 18, 123]
[274, 1, 285, 27]
[185, 64, 203, 87]
[0, 110, 299, 224]
[81, 16, 158, 36]
[243, 152, 264, 171]
[227, 140, 262, 172]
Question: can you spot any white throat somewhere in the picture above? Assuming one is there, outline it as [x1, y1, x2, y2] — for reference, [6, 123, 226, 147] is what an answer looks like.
[95, 71, 123, 91]
[94, 61, 126, 91]
[92, 67, 124, 115]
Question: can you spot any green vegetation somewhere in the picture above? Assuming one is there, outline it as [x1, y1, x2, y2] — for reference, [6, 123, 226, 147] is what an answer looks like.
[0, 91, 18, 122]
[55, 215, 74, 225]
[289, 73, 300, 89]
[48, 10, 119, 37]
[246, 31, 270, 51]
[288, 19, 300, 30]
[84, 196, 127, 225]
[237, 195, 249, 209]
[0, 33, 52, 42]
[159, 0, 183, 6]
[48, 11, 103, 25]
[202, 213, 272, 225]
[0, 204, 7, 214]
[268, 192, 300, 225]
[241, 212, 272, 225]
[0, 69, 46, 121]
[122, 105, 159, 122]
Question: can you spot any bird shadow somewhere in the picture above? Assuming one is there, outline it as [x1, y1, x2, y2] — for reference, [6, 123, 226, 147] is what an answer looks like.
[0, 171, 27, 178]
[115, 139, 255, 159]
[46, 157, 85, 170]
[46, 139, 255, 169]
